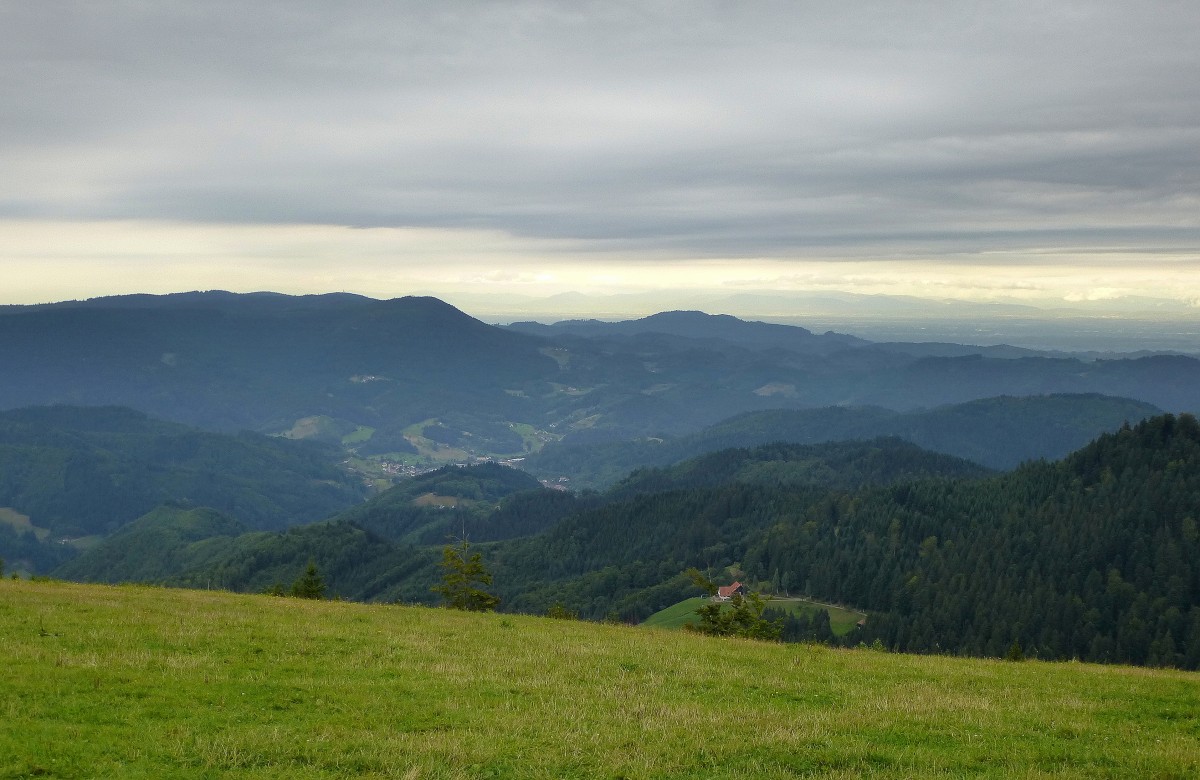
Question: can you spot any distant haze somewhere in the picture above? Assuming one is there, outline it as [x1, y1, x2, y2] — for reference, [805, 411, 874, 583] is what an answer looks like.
[2, 2, 1199, 319]
[447, 289, 1200, 354]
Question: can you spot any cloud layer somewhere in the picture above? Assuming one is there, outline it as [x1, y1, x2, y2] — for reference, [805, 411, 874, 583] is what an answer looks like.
[2, 1, 1199, 304]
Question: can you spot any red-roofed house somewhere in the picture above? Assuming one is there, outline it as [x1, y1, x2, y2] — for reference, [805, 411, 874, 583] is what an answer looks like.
[715, 581, 748, 601]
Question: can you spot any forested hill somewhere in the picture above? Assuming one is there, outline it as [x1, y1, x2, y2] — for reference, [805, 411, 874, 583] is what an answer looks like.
[805, 413, 1200, 666]
[607, 438, 991, 499]
[330, 462, 568, 545]
[506, 310, 868, 353]
[54, 440, 985, 604]
[0, 406, 366, 572]
[0, 293, 557, 432]
[525, 394, 1163, 488]
[50, 461, 580, 594]
[52, 504, 248, 585]
[487, 415, 1200, 668]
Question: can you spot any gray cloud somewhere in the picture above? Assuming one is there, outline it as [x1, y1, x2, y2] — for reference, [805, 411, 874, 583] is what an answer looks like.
[3, 1, 1200, 262]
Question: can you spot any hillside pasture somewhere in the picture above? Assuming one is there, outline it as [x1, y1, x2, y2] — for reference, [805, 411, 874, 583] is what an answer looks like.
[341, 425, 376, 446]
[771, 596, 867, 636]
[411, 492, 465, 509]
[2, 579, 1197, 779]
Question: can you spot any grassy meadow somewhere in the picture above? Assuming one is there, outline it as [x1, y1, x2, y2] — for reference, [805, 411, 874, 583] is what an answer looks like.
[1, 579, 1198, 779]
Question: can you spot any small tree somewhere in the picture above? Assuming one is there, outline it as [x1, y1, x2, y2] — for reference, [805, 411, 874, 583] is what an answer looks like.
[290, 560, 326, 599]
[685, 568, 782, 641]
[433, 539, 499, 612]
[545, 602, 578, 620]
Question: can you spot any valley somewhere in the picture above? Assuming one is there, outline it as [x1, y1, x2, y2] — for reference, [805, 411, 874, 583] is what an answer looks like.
[9, 4, 1200, 775]
[1, 292, 1199, 674]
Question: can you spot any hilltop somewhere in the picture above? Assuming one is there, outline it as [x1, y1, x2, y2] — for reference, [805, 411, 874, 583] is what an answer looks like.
[2, 579, 1196, 779]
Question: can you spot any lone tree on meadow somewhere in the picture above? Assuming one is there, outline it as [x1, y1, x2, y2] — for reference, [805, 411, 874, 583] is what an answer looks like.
[433, 539, 499, 612]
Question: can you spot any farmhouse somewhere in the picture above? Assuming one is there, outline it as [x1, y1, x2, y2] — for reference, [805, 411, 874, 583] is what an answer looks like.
[714, 581, 747, 601]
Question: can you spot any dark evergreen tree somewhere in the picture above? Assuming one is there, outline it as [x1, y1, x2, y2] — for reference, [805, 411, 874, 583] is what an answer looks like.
[433, 540, 500, 612]
[290, 560, 326, 599]
[545, 602, 579, 620]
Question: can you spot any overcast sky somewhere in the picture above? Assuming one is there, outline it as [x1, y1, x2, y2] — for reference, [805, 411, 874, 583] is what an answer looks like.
[3, 1, 1199, 312]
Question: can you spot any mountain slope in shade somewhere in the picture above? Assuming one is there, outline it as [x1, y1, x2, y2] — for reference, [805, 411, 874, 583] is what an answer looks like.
[129, 438, 992, 607]
[53, 504, 247, 584]
[0, 294, 558, 431]
[331, 462, 559, 545]
[0, 405, 367, 573]
[523, 393, 1164, 488]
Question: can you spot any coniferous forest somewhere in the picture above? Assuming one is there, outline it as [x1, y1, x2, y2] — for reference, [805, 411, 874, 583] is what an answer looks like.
[479, 415, 1200, 668]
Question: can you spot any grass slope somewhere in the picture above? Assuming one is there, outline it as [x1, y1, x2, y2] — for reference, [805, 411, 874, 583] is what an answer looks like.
[2, 580, 1198, 779]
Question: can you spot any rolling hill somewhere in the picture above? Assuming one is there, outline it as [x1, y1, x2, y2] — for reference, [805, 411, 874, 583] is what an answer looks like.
[5, 579, 1196, 778]
[0, 405, 367, 573]
[524, 393, 1163, 488]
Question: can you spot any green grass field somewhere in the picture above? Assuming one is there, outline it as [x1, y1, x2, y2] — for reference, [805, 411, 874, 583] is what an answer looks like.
[643, 596, 866, 636]
[2, 579, 1197, 779]
[341, 425, 376, 446]
[507, 422, 559, 455]
[640, 596, 712, 630]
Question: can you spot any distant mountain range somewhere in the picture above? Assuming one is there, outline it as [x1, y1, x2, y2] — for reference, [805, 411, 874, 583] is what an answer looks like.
[507, 310, 870, 354]
[2, 291, 1197, 462]
[0, 292, 556, 433]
